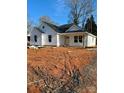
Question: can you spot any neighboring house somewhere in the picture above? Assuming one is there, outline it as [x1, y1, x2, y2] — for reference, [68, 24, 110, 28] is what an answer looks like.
[27, 21, 96, 48]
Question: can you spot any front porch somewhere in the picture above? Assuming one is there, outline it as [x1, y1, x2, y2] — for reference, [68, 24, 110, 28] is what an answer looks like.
[57, 32, 87, 48]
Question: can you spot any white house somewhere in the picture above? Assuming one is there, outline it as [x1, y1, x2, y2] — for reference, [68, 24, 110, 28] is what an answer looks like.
[27, 21, 96, 48]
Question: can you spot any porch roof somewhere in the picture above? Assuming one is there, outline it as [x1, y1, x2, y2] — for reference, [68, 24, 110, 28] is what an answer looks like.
[58, 31, 86, 35]
[58, 31, 96, 38]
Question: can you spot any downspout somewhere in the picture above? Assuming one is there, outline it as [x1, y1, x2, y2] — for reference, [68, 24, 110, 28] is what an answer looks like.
[83, 34, 85, 48]
[83, 33, 87, 48]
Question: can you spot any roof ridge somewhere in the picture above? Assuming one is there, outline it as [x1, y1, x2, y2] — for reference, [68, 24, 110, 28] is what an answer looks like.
[42, 21, 58, 27]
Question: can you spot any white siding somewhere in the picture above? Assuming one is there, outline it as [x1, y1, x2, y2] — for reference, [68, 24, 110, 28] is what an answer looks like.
[30, 29, 42, 46]
[86, 34, 96, 47]
[58, 34, 85, 47]
[59, 33, 96, 47]
[59, 35, 65, 46]
[29, 22, 96, 47]
[42, 34, 57, 46]
[58, 33, 89, 47]
[40, 22, 57, 46]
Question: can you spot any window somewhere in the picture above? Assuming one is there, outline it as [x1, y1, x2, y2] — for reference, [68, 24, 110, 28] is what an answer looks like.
[27, 36, 30, 41]
[79, 36, 82, 43]
[42, 26, 45, 29]
[74, 36, 83, 43]
[48, 35, 52, 42]
[74, 36, 78, 43]
[34, 35, 37, 42]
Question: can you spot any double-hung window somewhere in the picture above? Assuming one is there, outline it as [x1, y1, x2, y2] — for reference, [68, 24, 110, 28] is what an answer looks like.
[74, 36, 78, 43]
[48, 35, 52, 42]
[79, 36, 82, 43]
[27, 36, 30, 42]
[34, 35, 37, 42]
[74, 36, 83, 43]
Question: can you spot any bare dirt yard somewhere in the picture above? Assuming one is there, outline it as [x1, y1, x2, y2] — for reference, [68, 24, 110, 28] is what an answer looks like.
[27, 47, 97, 93]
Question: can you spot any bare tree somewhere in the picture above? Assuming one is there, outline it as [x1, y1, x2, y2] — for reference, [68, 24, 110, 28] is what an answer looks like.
[38, 16, 59, 27]
[65, 0, 94, 26]
[27, 12, 34, 34]
[27, 20, 33, 34]
[40, 16, 52, 23]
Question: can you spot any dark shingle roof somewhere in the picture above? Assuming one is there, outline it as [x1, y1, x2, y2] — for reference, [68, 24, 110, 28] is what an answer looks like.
[58, 23, 74, 33]
[43, 22, 84, 33]
[42, 22, 74, 33]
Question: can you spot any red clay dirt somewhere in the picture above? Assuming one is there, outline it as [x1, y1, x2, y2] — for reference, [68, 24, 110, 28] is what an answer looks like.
[27, 47, 96, 93]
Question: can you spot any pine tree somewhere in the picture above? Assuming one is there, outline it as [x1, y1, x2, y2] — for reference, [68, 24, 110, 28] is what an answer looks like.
[85, 15, 97, 36]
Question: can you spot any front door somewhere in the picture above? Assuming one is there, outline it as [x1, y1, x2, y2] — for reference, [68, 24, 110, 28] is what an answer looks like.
[65, 36, 69, 46]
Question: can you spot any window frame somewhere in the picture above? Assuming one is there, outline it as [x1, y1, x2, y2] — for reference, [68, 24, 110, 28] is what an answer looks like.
[74, 36, 78, 43]
[48, 35, 52, 42]
[79, 36, 83, 43]
[34, 35, 37, 42]
[42, 26, 45, 29]
[27, 36, 30, 42]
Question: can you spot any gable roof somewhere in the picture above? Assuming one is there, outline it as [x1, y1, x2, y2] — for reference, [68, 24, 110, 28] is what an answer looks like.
[65, 24, 82, 32]
[33, 27, 44, 33]
[58, 23, 74, 33]
[42, 22, 74, 33]
[43, 21, 58, 31]
[42, 22, 85, 33]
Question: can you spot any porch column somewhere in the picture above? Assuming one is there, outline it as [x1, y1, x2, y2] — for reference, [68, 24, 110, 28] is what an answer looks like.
[57, 34, 60, 47]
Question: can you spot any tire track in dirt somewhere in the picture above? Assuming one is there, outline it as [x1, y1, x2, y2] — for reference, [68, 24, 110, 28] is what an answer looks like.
[27, 47, 96, 93]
